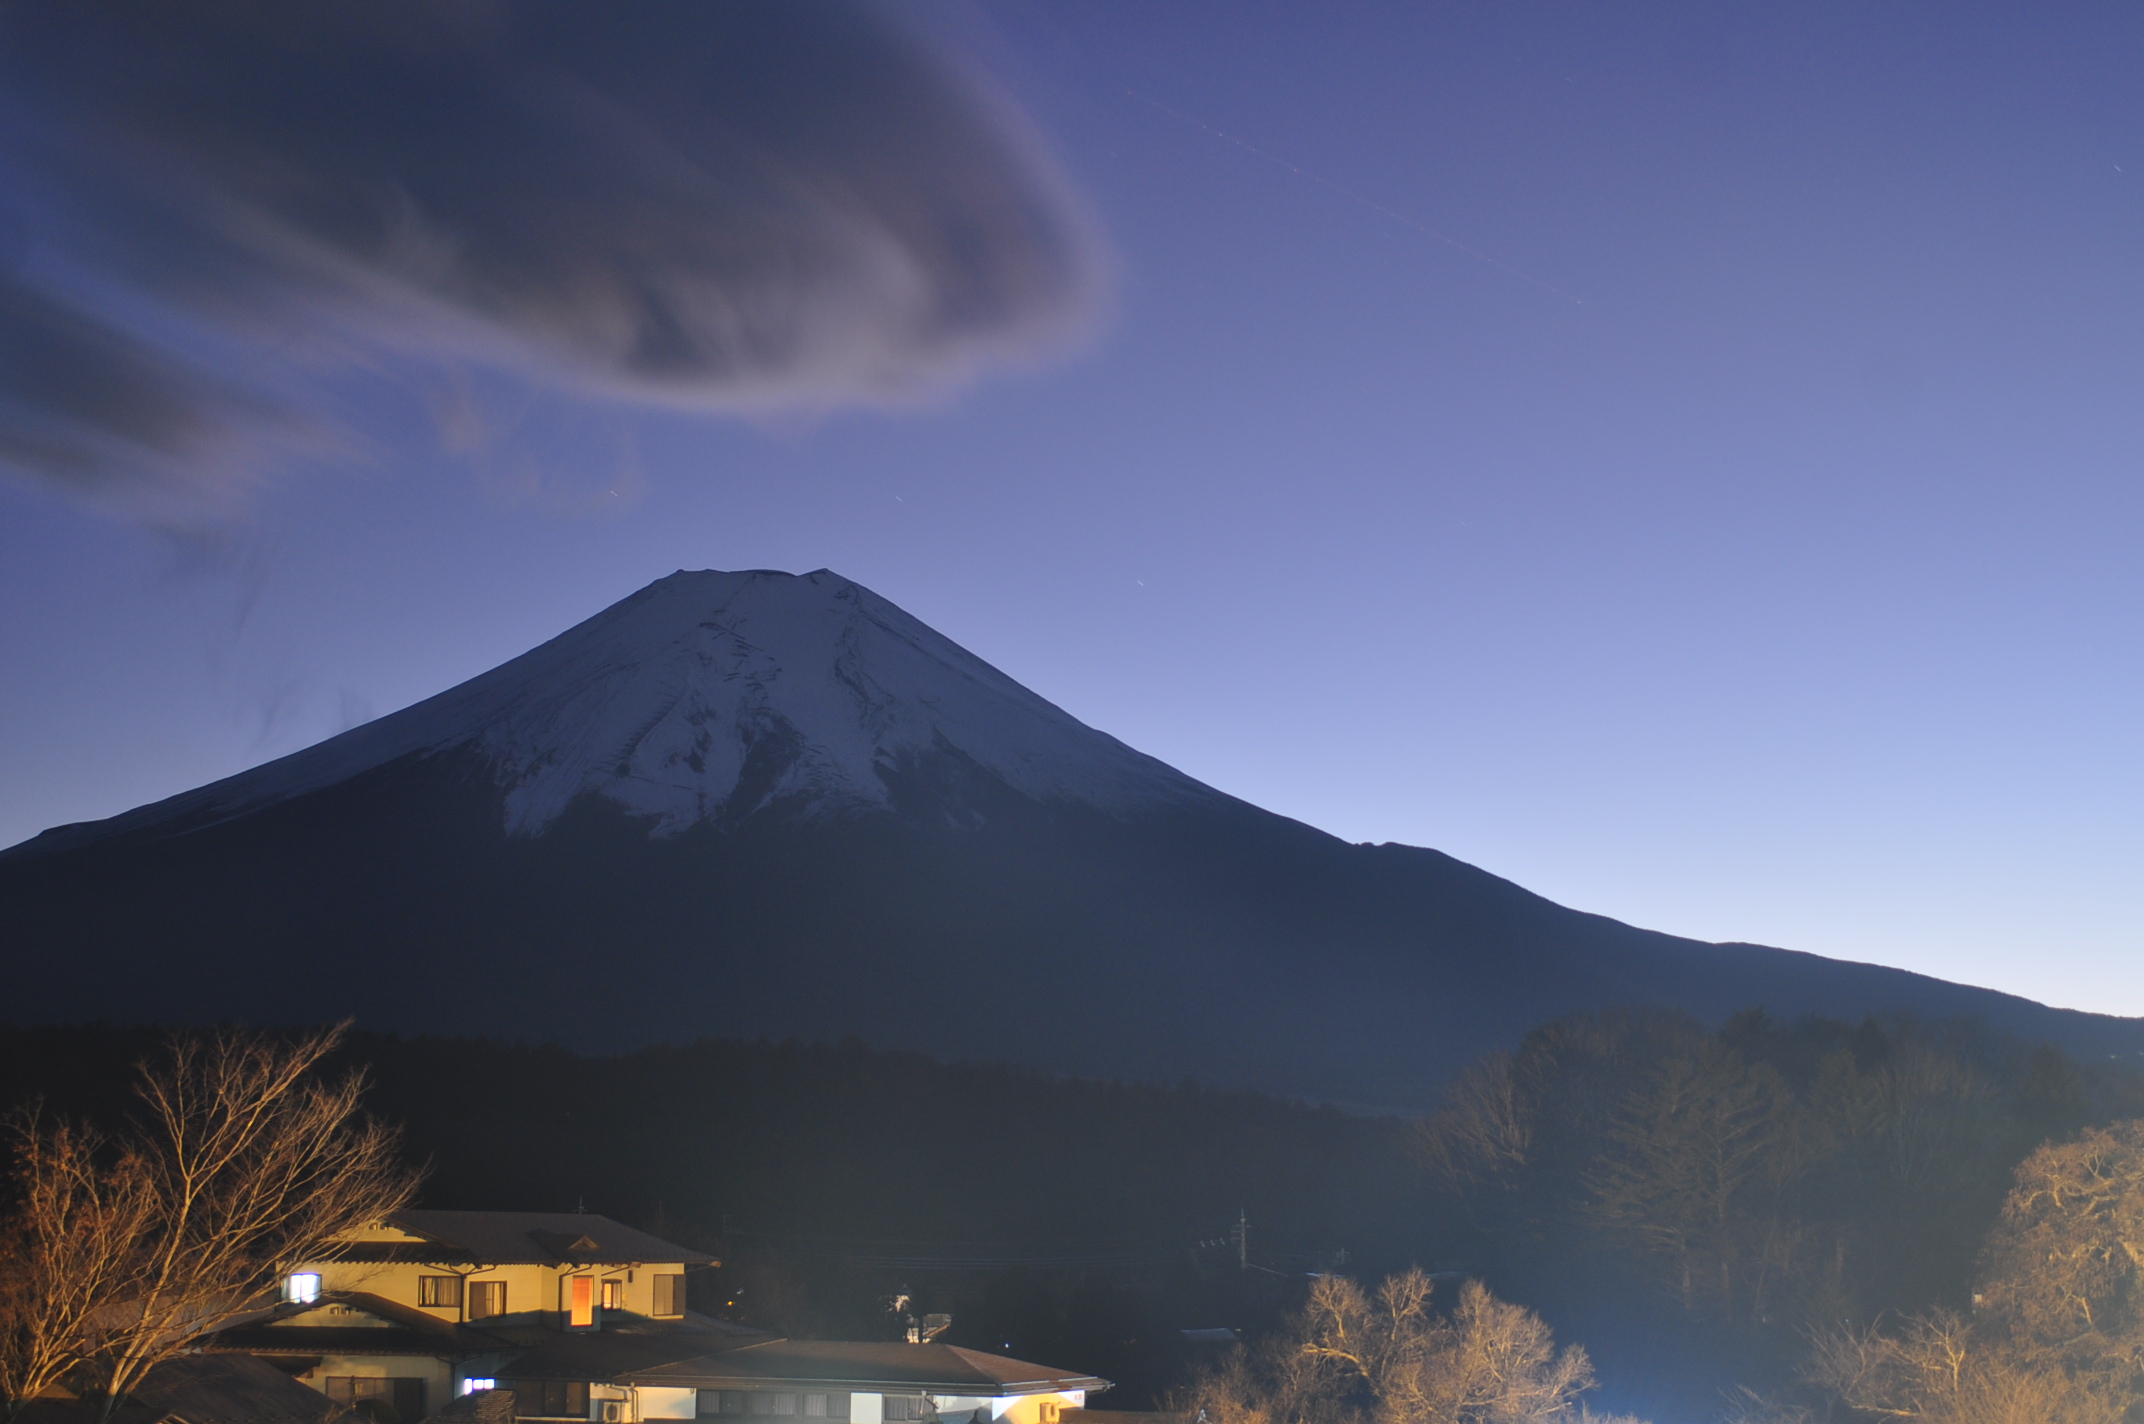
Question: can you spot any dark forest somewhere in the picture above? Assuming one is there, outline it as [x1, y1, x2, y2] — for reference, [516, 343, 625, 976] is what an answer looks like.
[4, 1011, 2136, 1421]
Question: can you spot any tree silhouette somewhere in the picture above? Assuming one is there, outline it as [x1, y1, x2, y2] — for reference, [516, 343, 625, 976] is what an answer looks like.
[0, 1023, 418, 1420]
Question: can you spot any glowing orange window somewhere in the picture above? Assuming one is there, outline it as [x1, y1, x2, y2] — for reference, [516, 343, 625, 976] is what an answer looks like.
[569, 1276, 594, 1327]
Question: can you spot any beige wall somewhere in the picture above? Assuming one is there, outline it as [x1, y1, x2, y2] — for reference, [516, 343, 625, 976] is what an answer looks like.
[840, 1389, 1089, 1424]
[980, 1392, 1088, 1424]
[297, 1225, 690, 1323]
[289, 1351, 456, 1409]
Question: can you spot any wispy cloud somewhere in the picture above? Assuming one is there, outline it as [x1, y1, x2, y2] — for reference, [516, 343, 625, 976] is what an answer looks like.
[0, 0, 1104, 514]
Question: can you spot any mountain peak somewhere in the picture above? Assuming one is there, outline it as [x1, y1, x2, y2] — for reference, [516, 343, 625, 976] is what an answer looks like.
[10, 568, 1219, 858]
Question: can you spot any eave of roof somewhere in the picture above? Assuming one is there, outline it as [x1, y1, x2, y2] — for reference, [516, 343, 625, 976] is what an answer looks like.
[618, 1342, 1109, 1395]
[485, 1328, 762, 1380]
[201, 1325, 474, 1357]
[196, 1292, 508, 1357]
[371, 1211, 717, 1267]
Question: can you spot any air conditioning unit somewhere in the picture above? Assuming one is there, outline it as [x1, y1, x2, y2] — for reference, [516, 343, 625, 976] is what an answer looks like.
[599, 1402, 628, 1423]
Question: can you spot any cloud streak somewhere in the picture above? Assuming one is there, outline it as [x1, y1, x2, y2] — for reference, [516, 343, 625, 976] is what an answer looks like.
[0, 0, 1103, 511]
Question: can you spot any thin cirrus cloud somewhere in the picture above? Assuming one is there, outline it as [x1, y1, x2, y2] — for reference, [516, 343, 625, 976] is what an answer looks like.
[0, 0, 1104, 515]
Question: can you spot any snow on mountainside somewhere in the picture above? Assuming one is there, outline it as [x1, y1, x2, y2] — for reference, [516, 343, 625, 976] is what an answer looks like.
[12, 569, 1224, 856]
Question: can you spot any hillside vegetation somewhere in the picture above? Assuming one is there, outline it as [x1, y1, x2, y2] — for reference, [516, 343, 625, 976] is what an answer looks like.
[3, 1011, 2137, 1419]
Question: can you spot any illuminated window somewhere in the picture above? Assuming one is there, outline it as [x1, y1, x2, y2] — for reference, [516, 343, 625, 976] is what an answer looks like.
[569, 1275, 595, 1328]
[285, 1273, 321, 1304]
[467, 1280, 507, 1319]
[461, 1378, 496, 1396]
[419, 1275, 463, 1308]
[601, 1279, 625, 1310]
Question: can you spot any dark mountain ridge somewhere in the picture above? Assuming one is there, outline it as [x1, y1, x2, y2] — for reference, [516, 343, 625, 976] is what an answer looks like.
[5, 568, 2137, 1109]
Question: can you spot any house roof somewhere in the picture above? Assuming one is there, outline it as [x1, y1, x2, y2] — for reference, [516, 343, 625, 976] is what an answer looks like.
[490, 1324, 765, 1382]
[620, 1341, 1110, 1396]
[325, 1211, 716, 1267]
[198, 1291, 509, 1358]
[18, 1354, 363, 1424]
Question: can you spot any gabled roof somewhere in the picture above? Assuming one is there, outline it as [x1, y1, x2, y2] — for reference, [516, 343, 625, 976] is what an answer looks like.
[84, 1354, 356, 1424]
[198, 1291, 508, 1358]
[621, 1341, 1110, 1396]
[324, 1211, 715, 1267]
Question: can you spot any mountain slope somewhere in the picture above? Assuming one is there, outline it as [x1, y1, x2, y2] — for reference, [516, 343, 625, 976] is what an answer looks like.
[16, 569, 1218, 856]
[5, 568, 2138, 1109]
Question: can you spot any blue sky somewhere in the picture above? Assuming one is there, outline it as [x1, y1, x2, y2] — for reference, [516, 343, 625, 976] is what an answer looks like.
[3, 1, 2142, 1015]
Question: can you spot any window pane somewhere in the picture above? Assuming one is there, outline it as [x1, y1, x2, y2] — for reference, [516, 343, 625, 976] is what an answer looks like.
[655, 1273, 684, 1316]
[469, 1280, 506, 1319]
[420, 1275, 463, 1308]
[805, 1395, 828, 1418]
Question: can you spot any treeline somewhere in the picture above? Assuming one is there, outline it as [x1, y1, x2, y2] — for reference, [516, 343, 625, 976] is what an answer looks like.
[0, 1026, 1420, 1251]
[1420, 1008, 2144, 1417]
[0, 1025, 1423, 1403]
[4, 1010, 2136, 1417]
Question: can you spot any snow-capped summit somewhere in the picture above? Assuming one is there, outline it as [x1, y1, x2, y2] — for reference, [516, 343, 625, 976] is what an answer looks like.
[19, 569, 1221, 856]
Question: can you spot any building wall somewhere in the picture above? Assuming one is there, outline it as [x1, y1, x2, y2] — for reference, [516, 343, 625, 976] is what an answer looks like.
[639, 1386, 700, 1419]
[636, 1388, 1091, 1424]
[299, 1229, 691, 1324]
[288, 1350, 457, 1415]
[980, 1392, 1087, 1424]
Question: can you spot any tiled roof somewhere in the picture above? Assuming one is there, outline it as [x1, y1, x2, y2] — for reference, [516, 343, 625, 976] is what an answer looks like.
[490, 1324, 765, 1381]
[329, 1211, 717, 1266]
[198, 1291, 510, 1358]
[622, 1341, 1110, 1395]
[108, 1354, 357, 1423]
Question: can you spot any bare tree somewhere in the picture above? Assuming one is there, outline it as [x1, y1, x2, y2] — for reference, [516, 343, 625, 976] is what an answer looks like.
[1181, 1269, 1635, 1424]
[1588, 1040, 1801, 1320]
[1791, 1118, 2144, 1424]
[0, 1115, 158, 1414]
[1416, 1055, 1533, 1196]
[1975, 1118, 2144, 1391]
[0, 1023, 420, 1420]
[1803, 1310, 2112, 1424]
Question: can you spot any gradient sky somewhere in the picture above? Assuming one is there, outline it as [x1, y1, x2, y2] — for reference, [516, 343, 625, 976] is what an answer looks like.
[3, 1, 2142, 1017]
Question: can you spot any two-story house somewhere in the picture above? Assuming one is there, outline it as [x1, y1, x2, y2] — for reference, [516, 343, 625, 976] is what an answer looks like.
[198, 1212, 1108, 1424]
[202, 1211, 719, 1418]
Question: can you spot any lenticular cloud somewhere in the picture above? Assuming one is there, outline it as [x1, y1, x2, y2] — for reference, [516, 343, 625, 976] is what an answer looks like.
[0, 0, 1103, 512]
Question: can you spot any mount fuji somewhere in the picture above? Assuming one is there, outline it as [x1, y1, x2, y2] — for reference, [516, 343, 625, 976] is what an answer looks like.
[5, 568, 2139, 1108]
